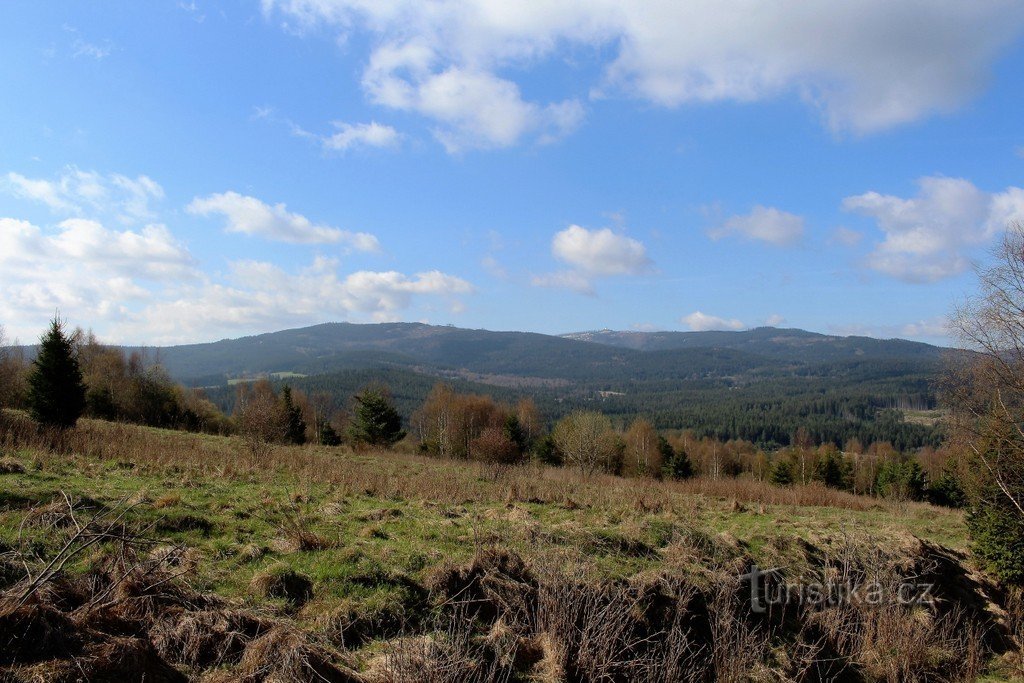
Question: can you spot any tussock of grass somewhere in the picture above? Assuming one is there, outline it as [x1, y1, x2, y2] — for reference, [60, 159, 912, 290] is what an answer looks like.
[0, 411, 1016, 680]
[249, 563, 314, 607]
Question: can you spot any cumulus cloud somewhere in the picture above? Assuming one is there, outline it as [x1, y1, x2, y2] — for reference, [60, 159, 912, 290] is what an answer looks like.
[262, 0, 1024, 147]
[829, 226, 864, 247]
[533, 224, 650, 293]
[764, 313, 787, 326]
[363, 59, 584, 151]
[187, 191, 381, 250]
[4, 168, 165, 222]
[709, 205, 805, 246]
[552, 225, 650, 276]
[829, 317, 950, 343]
[322, 120, 401, 152]
[842, 176, 1024, 282]
[109, 260, 474, 343]
[0, 216, 199, 341]
[682, 311, 745, 331]
[530, 270, 594, 295]
[0, 216, 473, 343]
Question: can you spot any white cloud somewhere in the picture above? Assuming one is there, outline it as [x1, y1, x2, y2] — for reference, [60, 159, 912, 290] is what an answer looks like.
[530, 270, 594, 295]
[828, 317, 950, 343]
[262, 0, 1024, 144]
[0, 217, 196, 282]
[0, 216, 473, 344]
[187, 191, 381, 250]
[72, 39, 111, 60]
[480, 255, 508, 280]
[829, 226, 864, 247]
[533, 224, 650, 293]
[842, 176, 1024, 282]
[552, 225, 650, 276]
[109, 260, 474, 343]
[709, 205, 804, 246]
[4, 168, 165, 222]
[322, 120, 401, 151]
[764, 314, 787, 326]
[364, 60, 584, 151]
[0, 216, 199, 342]
[682, 311, 745, 332]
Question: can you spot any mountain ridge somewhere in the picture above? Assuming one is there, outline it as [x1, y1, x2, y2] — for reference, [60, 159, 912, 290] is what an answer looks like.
[116, 322, 950, 383]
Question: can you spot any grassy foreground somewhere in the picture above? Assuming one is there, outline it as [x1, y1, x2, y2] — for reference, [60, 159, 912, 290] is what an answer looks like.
[0, 414, 1020, 681]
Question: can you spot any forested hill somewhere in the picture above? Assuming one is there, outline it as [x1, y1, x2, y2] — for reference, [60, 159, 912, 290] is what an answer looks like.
[562, 327, 946, 363]
[126, 322, 952, 450]
[140, 322, 950, 384]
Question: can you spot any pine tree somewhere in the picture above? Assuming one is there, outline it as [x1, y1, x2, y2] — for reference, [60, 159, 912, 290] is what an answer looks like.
[348, 387, 405, 449]
[27, 317, 86, 428]
[281, 386, 307, 445]
[660, 437, 693, 480]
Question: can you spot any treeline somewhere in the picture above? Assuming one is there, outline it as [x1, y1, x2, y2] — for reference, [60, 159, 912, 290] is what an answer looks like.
[200, 365, 943, 452]
[0, 326, 231, 435]
[399, 382, 960, 507]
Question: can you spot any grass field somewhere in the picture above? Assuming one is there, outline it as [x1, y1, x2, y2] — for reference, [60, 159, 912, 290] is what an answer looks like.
[0, 413, 1019, 682]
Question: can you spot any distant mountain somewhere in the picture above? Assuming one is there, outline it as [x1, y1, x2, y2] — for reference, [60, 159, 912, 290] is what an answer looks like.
[561, 327, 947, 363]
[142, 322, 951, 384]
[99, 321, 952, 449]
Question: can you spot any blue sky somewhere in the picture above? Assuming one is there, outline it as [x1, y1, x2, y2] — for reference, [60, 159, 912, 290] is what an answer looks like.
[2, 1, 1024, 346]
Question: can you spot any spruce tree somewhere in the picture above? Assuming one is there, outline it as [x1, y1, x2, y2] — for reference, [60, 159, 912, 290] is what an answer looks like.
[348, 388, 405, 449]
[281, 386, 307, 445]
[27, 318, 86, 428]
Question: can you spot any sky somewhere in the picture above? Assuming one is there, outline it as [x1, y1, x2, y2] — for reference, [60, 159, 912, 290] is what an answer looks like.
[2, 1, 1024, 347]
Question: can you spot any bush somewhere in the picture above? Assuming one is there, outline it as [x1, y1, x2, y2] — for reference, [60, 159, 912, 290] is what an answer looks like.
[966, 491, 1024, 584]
[534, 434, 562, 466]
[876, 458, 926, 501]
[660, 437, 693, 480]
[926, 470, 967, 508]
[769, 459, 795, 486]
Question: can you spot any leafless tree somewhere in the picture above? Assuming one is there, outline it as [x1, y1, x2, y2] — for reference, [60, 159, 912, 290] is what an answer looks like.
[0, 324, 27, 408]
[552, 410, 619, 477]
[946, 222, 1024, 519]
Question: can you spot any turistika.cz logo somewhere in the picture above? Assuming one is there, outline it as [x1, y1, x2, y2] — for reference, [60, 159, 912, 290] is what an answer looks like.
[739, 564, 936, 614]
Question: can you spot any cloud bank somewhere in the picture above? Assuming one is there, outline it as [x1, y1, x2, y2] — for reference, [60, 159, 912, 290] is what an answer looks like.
[263, 0, 1024, 150]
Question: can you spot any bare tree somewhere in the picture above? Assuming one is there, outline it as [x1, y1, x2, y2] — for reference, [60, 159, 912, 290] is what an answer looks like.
[552, 410, 619, 477]
[946, 223, 1024, 520]
[623, 417, 660, 477]
[234, 379, 286, 463]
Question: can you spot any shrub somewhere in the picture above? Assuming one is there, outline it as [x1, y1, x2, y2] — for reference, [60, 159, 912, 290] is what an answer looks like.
[660, 437, 693, 480]
[770, 458, 795, 486]
[966, 490, 1024, 584]
[926, 469, 967, 508]
[876, 457, 926, 501]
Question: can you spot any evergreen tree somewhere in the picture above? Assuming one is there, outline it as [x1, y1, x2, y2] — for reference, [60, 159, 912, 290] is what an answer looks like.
[534, 434, 562, 466]
[814, 449, 852, 490]
[502, 414, 527, 456]
[317, 420, 342, 446]
[927, 468, 967, 508]
[876, 457, 926, 501]
[770, 458, 795, 486]
[660, 437, 693, 480]
[27, 318, 86, 428]
[281, 386, 307, 445]
[348, 387, 405, 449]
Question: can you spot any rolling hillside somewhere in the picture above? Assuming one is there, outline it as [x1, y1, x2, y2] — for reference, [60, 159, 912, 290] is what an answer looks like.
[136, 322, 953, 449]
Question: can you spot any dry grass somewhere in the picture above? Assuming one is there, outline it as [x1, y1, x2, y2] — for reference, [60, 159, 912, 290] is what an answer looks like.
[0, 410, 936, 520]
[0, 409, 1006, 681]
